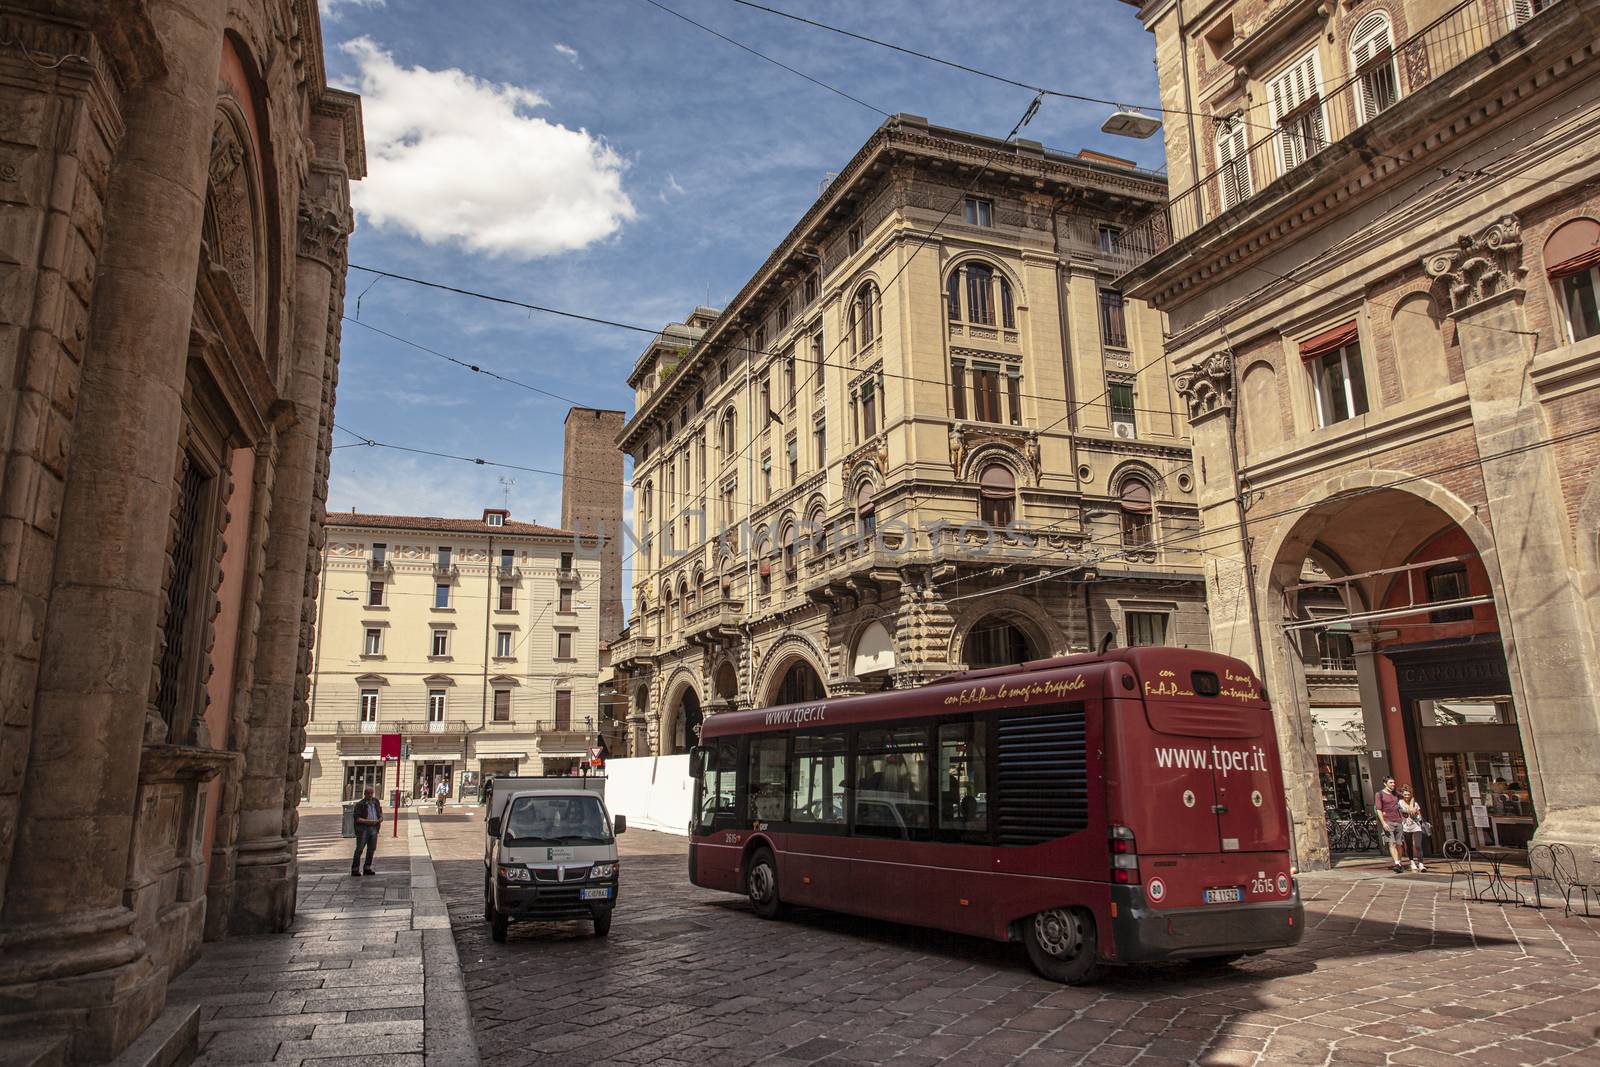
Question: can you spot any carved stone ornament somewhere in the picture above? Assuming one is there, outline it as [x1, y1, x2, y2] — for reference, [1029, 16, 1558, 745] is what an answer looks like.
[1422, 214, 1525, 316]
[297, 195, 353, 266]
[1173, 350, 1235, 421]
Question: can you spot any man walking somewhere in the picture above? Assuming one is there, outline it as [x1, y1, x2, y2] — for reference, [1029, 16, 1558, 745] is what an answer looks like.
[434, 775, 449, 815]
[1375, 776, 1406, 873]
[352, 785, 382, 876]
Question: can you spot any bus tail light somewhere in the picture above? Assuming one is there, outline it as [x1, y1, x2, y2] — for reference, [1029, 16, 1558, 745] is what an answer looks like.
[1110, 825, 1139, 884]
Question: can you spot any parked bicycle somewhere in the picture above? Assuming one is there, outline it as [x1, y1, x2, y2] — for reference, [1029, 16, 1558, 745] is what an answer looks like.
[1327, 811, 1383, 853]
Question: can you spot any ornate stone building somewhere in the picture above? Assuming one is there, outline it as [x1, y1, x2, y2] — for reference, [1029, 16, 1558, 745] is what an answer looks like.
[306, 509, 608, 802]
[0, 0, 361, 1058]
[1118, 0, 1600, 868]
[611, 116, 1211, 755]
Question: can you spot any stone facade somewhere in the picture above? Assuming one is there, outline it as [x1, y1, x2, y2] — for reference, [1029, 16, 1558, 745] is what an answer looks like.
[561, 407, 626, 645]
[305, 511, 610, 802]
[611, 117, 1211, 755]
[1119, 0, 1600, 869]
[0, 1, 362, 1059]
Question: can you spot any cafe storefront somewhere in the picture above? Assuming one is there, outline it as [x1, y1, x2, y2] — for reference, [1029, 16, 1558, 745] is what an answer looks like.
[1388, 637, 1536, 851]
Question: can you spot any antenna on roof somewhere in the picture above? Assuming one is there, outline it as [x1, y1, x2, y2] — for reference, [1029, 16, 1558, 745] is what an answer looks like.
[498, 476, 515, 509]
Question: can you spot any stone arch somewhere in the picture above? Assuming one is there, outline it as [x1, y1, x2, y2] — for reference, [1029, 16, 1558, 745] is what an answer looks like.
[943, 252, 1027, 307]
[849, 617, 898, 682]
[711, 656, 740, 703]
[210, 32, 280, 354]
[959, 442, 1030, 484]
[1108, 458, 1166, 497]
[756, 633, 830, 706]
[948, 595, 1061, 668]
[659, 670, 704, 755]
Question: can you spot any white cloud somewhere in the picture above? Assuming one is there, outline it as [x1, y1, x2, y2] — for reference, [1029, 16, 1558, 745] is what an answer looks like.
[320, 0, 383, 19]
[342, 38, 635, 259]
[553, 43, 580, 63]
[659, 173, 686, 203]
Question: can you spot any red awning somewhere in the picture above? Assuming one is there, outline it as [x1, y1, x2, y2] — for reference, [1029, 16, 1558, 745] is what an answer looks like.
[1299, 321, 1359, 361]
[1119, 480, 1152, 513]
[1545, 218, 1600, 279]
[979, 464, 1015, 499]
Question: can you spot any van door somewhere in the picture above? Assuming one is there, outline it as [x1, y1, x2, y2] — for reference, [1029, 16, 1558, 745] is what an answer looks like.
[1121, 696, 1222, 854]
[1210, 733, 1288, 853]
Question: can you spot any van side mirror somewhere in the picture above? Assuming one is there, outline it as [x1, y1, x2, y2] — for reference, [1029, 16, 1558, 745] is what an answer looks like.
[613, 814, 627, 835]
[486, 816, 501, 838]
[688, 745, 707, 780]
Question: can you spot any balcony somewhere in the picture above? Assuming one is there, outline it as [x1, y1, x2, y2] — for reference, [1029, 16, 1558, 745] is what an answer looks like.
[1117, 0, 1548, 285]
[496, 563, 524, 581]
[609, 634, 656, 670]
[556, 566, 579, 584]
[433, 563, 460, 581]
[367, 558, 393, 576]
[334, 719, 468, 738]
[684, 598, 743, 647]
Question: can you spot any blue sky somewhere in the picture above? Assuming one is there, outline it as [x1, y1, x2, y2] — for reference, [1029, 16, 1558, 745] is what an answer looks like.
[319, 0, 1164, 531]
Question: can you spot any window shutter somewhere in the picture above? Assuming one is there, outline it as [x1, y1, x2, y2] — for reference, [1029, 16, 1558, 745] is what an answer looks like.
[1269, 48, 1324, 172]
[1512, 0, 1535, 25]
[1216, 117, 1252, 209]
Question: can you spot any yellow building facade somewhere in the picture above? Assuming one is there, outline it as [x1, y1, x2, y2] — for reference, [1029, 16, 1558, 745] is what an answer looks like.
[306, 510, 604, 802]
[613, 116, 1211, 754]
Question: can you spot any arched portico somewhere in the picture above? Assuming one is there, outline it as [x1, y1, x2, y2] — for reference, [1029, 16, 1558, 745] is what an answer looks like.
[660, 673, 704, 755]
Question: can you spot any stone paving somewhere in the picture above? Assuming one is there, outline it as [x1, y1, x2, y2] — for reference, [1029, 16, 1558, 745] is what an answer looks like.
[166, 809, 477, 1066]
[421, 810, 1600, 1067]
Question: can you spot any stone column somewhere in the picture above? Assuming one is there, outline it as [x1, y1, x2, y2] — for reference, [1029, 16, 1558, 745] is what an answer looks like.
[1424, 215, 1600, 871]
[1352, 637, 1393, 787]
[0, 0, 226, 1057]
[229, 182, 349, 934]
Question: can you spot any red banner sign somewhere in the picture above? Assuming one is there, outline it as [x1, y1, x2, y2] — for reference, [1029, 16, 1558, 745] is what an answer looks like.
[380, 733, 402, 761]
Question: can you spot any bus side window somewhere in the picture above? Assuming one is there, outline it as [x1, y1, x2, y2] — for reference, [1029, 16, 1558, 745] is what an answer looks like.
[854, 726, 932, 840]
[789, 732, 847, 827]
[697, 739, 740, 833]
[937, 721, 989, 837]
[747, 736, 787, 824]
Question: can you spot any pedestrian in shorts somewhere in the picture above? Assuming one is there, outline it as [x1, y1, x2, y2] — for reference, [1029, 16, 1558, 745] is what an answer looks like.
[1375, 776, 1406, 873]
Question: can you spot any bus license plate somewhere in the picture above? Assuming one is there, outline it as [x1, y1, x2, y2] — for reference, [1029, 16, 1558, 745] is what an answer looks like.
[579, 887, 612, 901]
[1204, 887, 1243, 904]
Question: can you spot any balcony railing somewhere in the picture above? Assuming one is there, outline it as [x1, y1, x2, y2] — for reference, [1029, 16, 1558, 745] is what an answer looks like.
[684, 598, 743, 646]
[433, 563, 459, 580]
[1118, 0, 1537, 275]
[335, 719, 469, 737]
[367, 558, 393, 576]
[609, 634, 656, 668]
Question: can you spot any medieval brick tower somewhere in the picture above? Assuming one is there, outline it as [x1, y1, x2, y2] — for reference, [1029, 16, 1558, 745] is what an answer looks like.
[562, 408, 626, 643]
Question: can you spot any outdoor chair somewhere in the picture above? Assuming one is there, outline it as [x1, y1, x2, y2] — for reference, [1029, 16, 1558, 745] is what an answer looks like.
[1443, 839, 1489, 901]
[1514, 844, 1558, 909]
[1549, 844, 1597, 918]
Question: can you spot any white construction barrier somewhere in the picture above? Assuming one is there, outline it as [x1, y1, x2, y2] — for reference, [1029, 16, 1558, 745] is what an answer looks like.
[602, 754, 693, 836]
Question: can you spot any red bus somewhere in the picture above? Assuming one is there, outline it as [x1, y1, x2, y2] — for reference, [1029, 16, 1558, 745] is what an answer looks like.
[688, 647, 1302, 982]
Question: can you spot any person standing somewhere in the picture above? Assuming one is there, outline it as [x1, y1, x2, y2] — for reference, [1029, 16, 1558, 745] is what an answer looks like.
[1375, 776, 1406, 873]
[434, 775, 449, 815]
[1399, 787, 1428, 872]
[351, 785, 382, 876]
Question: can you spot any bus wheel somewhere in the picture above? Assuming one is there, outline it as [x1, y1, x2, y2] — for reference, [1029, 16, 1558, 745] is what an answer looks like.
[746, 848, 786, 920]
[1024, 908, 1103, 985]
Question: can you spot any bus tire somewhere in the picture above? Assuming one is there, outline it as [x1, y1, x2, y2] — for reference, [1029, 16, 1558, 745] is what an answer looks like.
[1024, 908, 1103, 985]
[746, 848, 786, 920]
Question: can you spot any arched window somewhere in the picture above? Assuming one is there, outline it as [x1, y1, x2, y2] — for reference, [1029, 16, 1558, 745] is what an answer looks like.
[662, 586, 674, 631]
[1545, 217, 1600, 343]
[978, 463, 1016, 528]
[945, 261, 1016, 329]
[1350, 11, 1399, 122]
[1119, 478, 1154, 547]
[856, 482, 877, 539]
[852, 282, 880, 352]
[636, 596, 649, 637]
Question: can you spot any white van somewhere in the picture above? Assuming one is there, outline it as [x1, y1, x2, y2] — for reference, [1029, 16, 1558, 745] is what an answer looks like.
[483, 781, 624, 941]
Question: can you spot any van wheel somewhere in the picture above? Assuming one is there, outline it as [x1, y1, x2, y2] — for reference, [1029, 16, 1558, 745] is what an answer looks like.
[490, 906, 508, 942]
[1189, 953, 1244, 969]
[746, 848, 786, 920]
[483, 872, 493, 920]
[1024, 908, 1103, 985]
[593, 910, 612, 937]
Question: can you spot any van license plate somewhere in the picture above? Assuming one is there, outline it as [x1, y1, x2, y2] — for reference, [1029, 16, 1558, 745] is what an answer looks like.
[580, 887, 612, 901]
[1204, 887, 1243, 904]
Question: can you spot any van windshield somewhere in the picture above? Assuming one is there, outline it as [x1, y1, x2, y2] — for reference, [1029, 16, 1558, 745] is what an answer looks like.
[504, 795, 612, 846]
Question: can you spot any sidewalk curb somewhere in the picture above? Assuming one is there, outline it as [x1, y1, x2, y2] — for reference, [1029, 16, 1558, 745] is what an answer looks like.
[409, 816, 481, 1067]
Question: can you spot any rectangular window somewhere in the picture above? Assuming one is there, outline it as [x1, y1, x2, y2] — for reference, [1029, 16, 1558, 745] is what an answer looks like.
[966, 268, 995, 325]
[486, 512, 504, 527]
[360, 688, 379, 722]
[937, 721, 988, 836]
[778, 302, 790, 331]
[814, 421, 827, 469]
[496, 630, 512, 657]
[1561, 268, 1600, 342]
[561, 551, 574, 572]
[437, 546, 452, 569]
[964, 197, 993, 227]
[500, 548, 514, 573]
[854, 726, 931, 840]
[1110, 382, 1136, 437]
[1427, 563, 1474, 623]
[1122, 510, 1153, 547]
[848, 223, 863, 254]
[368, 581, 384, 607]
[556, 631, 573, 659]
[434, 583, 449, 609]
[1268, 48, 1326, 173]
[748, 736, 787, 822]
[811, 333, 825, 399]
[1317, 630, 1356, 671]
[1099, 289, 1128, 347]
[498, 583, 513, 611]
[364, 627, 383, 656]
[761, 453, 772, 501]
[560, 586, 573, 612]
[972, 366, 1002, 423]
[493, 689, 511, 722]
[1127, 611, 1168, 646]
[951, 362, 967, 419]
[804, 273, 817, 305]
[1007, 372, 1022, 425]
[554, 689, 572, 730]
[371, 542, 387, 564]
[1216, 115, 1253, 209]
[981, 493, 1013, 529]
[785, 355, 796, 406]
[860, 381, 877, 439]
[431, 629, 449, 657]
[1096, 225, 1123, 255]
[789, 732, 847, 828]
[1310, 343, 1370, 427]
[427, 689, 445, 724]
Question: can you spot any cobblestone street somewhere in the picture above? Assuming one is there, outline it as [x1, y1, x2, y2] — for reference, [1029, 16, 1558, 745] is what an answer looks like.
[421, 811, 1600, 1067]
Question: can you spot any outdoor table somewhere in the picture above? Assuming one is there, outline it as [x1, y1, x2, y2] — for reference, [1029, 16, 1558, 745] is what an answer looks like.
[1473, 847, 1526, 904]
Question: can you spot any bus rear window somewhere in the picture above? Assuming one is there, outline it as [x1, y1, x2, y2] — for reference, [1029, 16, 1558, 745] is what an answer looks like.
[1192, 671, 1221, 697]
